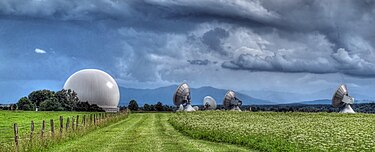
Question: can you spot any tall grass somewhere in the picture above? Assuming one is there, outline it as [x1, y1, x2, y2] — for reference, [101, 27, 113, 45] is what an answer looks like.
[169, 111, 375, 152]
[1, 110, 129, 152]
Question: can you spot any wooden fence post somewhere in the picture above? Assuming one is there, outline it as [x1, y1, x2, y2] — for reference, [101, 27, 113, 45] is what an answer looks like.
[41, 120, 45, 138]
[90, 114, 92, 125]
[98, 113, 101, 124]
[14, 123, 19, 151]
[50, 119, 55, 137]
[60, 116, 63, 136]
[66, 117, 70, 132]
[30, 121, 34, 142]
[102, 113, 105, 122]
[76, 115, 79, 129]
[83, 115, 86, 126]
[94, 114, 96, 125]
[72, 116, 75, 131]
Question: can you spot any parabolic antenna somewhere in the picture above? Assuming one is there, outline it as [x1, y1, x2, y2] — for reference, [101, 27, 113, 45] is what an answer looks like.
[173, 83, 195, 112]
[223, 90, 242, 111]
[332, 84, 355, 113]
[203, 96, 217, 110]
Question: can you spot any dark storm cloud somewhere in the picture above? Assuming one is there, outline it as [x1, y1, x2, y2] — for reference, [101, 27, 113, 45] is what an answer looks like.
[0, 0, 133, 20]
[187, 59, 210, 65]
[202, 28, 229, 55]
[3, 0, 375, 103]
[141, 0, 375, 78]
[1, 0, 375, 83]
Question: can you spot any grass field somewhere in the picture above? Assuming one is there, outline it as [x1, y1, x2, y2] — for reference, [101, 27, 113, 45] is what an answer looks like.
[169, 111, 375, 152]
[4, 111, 374, 152]
[47, 113, 252, 152]
[0, 111, 93, 145]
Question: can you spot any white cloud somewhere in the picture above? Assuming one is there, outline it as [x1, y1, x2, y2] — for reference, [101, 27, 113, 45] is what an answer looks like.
[34, 48, 47, 54]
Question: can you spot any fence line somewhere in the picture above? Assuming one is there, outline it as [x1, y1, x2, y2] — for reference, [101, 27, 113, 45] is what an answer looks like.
[4, 110, 129, 151]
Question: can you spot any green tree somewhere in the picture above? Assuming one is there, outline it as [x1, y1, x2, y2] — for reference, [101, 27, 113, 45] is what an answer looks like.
[155, 102, 164, 111]
[75, 102, 91, 111]
[89, 104, 105, 112]
[128, 100, 139, 111]
[10, 104, 17, 110]
[39, 97, 64, 111]
[143, 104, 151, 111]
[56, 89, 79, 111]
[28, 90, 55, 107]
[73, 101, 104, 112]
[149, 104, 155, 111]
[17, 97, 34, 111]
[163, 105, 173, 111]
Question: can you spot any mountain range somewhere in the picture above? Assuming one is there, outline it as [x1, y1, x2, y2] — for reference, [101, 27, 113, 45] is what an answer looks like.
[295, 99, 375, 105]
[241, 88, 375, 104]
[119, 85, 273, 106]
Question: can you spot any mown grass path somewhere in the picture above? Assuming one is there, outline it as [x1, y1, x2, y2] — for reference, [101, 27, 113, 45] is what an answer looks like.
[47, 113, 251, 152]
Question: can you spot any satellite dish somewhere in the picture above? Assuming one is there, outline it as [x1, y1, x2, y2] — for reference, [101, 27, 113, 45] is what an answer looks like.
[203, 96, 217, 110]
[173, 83, 195, 112]
[223, 90, 242, 111]
[332, 84, 355, 113]
[193, 106, 199, 111]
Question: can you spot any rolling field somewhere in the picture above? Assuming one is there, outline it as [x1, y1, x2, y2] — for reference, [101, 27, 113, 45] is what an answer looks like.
[0, 111, 93, 145]
[169, 111, 375, 152]
[47, 113, 251, 152]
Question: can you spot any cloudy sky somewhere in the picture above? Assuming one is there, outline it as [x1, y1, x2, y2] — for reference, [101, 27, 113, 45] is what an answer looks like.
[1, 0, 375, 103]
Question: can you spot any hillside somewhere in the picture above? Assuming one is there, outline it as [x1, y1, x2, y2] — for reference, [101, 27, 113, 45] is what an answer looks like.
[119, 85, 273, 106]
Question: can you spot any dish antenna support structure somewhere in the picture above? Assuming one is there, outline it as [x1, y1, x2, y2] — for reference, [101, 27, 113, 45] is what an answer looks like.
[223, 90, 242, 111]
[332, 84, 355, 113]
[173, 83, 195, 112]
[203, 96, 217, 110]
[193, 106, 199, 111]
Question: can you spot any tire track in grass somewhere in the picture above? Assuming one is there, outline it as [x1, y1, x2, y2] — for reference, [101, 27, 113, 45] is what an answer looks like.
[107, 114, 150, 151]
[48, 113, 253, 152]
[157, 113, 251, 152]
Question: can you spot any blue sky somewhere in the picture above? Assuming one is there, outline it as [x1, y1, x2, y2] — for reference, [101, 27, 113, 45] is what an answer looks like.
[1, 0, 375, 103]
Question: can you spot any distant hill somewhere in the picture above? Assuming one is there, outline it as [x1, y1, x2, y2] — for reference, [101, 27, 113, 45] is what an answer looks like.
[242, 88, 375, 104]
[119, 85, 273, 106]
[295, 99, 375, 105]
[298, 99, 331, 105]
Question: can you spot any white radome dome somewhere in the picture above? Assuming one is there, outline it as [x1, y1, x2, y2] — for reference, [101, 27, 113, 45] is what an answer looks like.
[63, 69, 120, 112]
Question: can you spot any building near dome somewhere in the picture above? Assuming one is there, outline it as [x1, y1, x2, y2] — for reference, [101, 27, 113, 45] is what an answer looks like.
[64, 69, 120, 112]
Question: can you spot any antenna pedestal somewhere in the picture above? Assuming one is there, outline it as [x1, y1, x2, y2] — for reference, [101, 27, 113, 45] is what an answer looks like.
[184, 104, 196, 112]
[230, 106, 241, 111]
[340, 104, 355, 113]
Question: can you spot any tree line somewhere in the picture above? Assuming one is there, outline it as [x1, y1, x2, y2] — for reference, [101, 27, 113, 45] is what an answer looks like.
[245, 103, 375, 113]
[16, 89, 104, 112]
[124, 102, 375, 113]
[125, 100, 174, 112]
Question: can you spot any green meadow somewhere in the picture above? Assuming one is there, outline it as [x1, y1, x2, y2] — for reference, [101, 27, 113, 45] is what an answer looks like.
[2, 111, 375, 152]
[0, 111, 93, 145]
